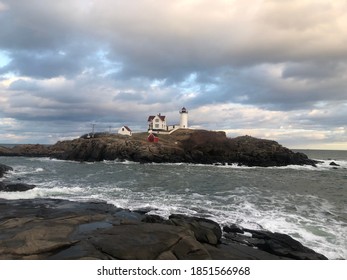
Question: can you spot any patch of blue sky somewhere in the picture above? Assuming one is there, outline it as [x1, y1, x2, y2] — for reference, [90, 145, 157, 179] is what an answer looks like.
[150, 79, 167, 88]
[0, 50, 11, 68]
[203, 83, 218, 92]
[176, 72, 201, 94]
[95, 49, 123, 77]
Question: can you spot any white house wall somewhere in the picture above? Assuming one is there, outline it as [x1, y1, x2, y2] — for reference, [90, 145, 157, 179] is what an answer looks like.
[152, 116, 167, 130]
[118, 127, 132, 136]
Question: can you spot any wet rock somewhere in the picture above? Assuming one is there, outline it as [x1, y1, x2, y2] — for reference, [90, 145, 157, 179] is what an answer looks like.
[0, 198, 328, 260]
[204, 242, 287, 260]
[0, 222, 78, 257]
[329, 161, 340, 167]
[141, 214, 166, 224]
[223, 224, 244, 234]
[223, 226, 328, 260]
[250, 230, 327, 260]
[169, 214, 222, 245]
[90, 223, 211, 260]
[0, 164, 36, 192]
[0, 182, 36, 192]
[171, 235, 211, 260]
[112, 209, 143, 224]
[0, 164, 13, 178]
[224, 232, 266, 247]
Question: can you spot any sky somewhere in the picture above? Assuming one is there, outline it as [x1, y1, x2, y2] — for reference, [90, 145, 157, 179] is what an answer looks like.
[0, 0, 346, 149]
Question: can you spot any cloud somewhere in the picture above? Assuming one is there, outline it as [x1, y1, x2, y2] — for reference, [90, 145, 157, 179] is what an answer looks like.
[282, 61, 346, 80]
[0, 0, 346, 148]
[2, 50, 81, 79]
[0, 1, 8, 12]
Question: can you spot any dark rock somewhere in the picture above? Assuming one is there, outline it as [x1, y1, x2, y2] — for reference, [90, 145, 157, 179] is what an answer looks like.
[204, 242, 288, 260]
[142, 214, 166, 224]
[134, 207, 157, 214]
[169, 214, 222, 245]
[112, 209, 143, 224]
[261, 232, 327, 260]
[223, 226, 328, 260]
[90, 223, 211, 260]
[0, 147, 11, 155]
[171, 235, 211, 260]
[0, 130, 318, 167]
[329, 161, 340, 167]
[223, 224, 244, 234]
[224, 232, 264, 247]
[0, 198, 329, 260]
[0, 144, 52, 157]
[0, 164, 13, 178]
[0, 182, 36, 192]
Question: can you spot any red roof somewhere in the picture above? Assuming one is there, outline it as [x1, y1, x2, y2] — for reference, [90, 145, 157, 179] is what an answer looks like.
[123, 126, 131, 132]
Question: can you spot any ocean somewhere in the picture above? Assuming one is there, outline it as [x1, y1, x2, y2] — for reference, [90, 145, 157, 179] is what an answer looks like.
[0, 149, 346, 260]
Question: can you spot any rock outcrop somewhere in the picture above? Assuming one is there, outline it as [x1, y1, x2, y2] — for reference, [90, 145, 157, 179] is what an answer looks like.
[0, 130, 318, 167]
[0, 181, 36, 192]
[0, 198, 327, 260]
[223, 224, 327, 260]
[0, 163, 36, 192]
[0, 164, 13, 178]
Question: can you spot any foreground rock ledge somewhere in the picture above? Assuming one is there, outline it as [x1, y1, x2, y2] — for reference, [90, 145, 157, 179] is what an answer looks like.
[0, 198, 327, 260]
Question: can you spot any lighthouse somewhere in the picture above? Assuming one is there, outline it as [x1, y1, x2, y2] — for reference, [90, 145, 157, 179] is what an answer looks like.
[179, 107, 188, 128]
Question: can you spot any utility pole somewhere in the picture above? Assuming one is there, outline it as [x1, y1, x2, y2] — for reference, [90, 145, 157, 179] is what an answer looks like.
[92, 123, 96, 137]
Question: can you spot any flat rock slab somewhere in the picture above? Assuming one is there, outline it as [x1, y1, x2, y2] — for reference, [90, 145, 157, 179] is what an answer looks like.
[0, 198, 328, 260]
[169, 214, 222, 245]
[90, 223, 211, 260]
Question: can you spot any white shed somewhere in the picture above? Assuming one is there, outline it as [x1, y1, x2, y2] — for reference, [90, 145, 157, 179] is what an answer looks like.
[118, 126, 132, 136]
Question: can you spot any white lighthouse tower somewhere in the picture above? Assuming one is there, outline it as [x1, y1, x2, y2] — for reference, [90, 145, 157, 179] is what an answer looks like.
[179, 107, 188, 128]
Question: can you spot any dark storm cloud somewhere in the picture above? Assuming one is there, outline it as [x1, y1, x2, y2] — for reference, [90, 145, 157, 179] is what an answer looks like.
[8, 79, 40, 91]
[282, 62, 347, 80]
[0, 0, 104, 79]
[1, 49, 85, 79]
[0, 0, 83, 51]
[192, 64, 347, 111]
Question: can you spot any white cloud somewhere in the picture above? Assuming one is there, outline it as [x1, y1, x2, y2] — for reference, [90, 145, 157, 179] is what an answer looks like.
[0, 1, 8, 12]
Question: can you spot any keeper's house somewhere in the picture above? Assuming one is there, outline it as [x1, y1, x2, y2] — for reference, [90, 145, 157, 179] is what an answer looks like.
[148, 113, 167, 131]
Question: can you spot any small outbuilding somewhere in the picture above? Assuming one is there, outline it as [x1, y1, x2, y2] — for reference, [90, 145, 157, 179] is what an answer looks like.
[118, 126, 132, 136]
[147, 133, 159, 143]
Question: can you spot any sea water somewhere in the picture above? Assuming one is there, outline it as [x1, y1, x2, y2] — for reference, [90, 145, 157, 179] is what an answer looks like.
[0, 150, 346, 259]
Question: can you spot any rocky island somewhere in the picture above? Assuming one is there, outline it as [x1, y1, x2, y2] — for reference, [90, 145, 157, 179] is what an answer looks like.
[0, 129, 317, 167]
